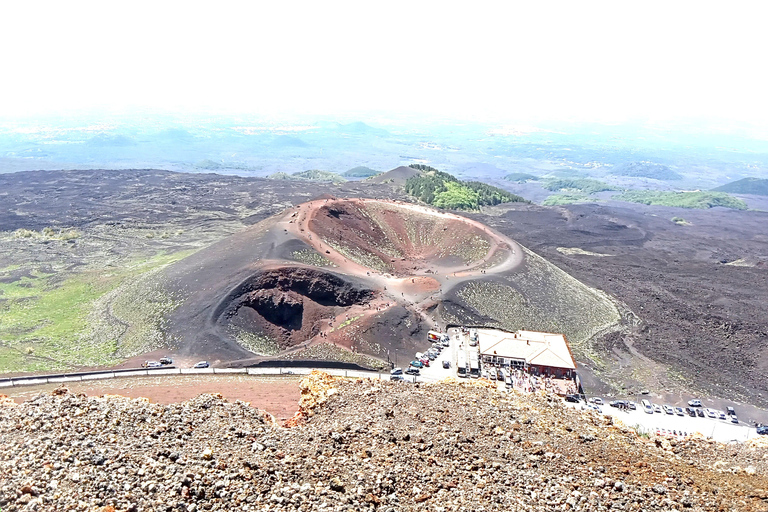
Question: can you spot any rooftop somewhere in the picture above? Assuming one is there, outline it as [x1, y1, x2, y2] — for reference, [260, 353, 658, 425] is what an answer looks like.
[477, 328, 576, 370]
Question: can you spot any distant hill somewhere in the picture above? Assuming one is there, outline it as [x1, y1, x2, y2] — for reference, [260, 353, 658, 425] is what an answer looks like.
[367, 166, 421, 185]
[503, 172, 538, 183]
[404, 167, 528, 211]
[611, 161, 682, 180]
[195, 159, 222, 170]
[268, 170, 345, 183]
[343, 166, 381, 178]
[272, 135, 309, 148]
[293, 170, 345, 183]
[712, 177, 768, 196]
[334, 121, 389, 137]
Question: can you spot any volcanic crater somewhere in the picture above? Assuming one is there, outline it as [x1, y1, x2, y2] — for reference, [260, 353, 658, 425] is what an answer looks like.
[162, 197, 618, 370]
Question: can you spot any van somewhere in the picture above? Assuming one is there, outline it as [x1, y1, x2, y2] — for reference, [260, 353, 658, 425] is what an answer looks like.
[501, 369, 512, 389]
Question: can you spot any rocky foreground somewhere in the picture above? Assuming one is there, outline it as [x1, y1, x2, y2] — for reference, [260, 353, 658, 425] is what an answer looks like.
[2, 374, 768, 512]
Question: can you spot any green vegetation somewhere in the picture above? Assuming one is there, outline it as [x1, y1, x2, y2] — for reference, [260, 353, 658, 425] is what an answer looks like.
[503, 172, 538, 182]
[542, 193, 594, 206]
[543, 178, 617, 194]
[13, 227, 81, 240]
[268, 169, 346, 183]
[611, 161, 682, 180]
[404, 168, 527, 211]
[408, 164, 440, 173]
[343, 166, 381, 178]
[614, 190, 748, 210]
[0, 252, 191, 373]
[230, 329, 279, 356]
[712, 177, 768, 196]
[290, 249, 336, 267]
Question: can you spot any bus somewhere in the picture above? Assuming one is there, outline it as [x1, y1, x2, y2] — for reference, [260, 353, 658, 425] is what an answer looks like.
[469, 351, 480, 378]
[457, 351, 467, 378]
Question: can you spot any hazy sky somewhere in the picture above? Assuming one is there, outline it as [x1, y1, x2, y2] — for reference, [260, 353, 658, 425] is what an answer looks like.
[2, 1, 767, 126]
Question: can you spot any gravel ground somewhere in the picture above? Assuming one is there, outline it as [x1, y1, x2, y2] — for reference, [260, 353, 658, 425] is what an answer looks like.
[3, 373, 768, 511]
[2, 374, 302, 422]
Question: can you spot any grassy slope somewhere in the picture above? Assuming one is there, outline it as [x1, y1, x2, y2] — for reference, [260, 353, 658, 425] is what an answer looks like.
[0, 252, 192, 373]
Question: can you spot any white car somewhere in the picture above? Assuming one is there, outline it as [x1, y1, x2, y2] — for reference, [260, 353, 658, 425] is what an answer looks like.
[588, 397, 604, 405]
[705, 408, 717, 418]
[688, 399, 702, 407]
[641, 399, 654, 414]
[663, 405, 674, 415]
[653, 404, 663, 414]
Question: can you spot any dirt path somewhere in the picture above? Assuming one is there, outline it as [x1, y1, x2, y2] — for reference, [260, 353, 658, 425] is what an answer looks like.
[276, 198, 525, 343]
[285, 199, 522, 291]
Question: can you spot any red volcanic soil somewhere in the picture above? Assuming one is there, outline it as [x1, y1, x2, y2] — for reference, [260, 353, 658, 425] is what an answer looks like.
[308, 199, 497, 276]
[4, 375, 302, 422]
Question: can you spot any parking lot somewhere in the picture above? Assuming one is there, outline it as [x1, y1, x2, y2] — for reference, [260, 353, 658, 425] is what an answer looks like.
[568, 398, 765, 443]
[394, 328, 766, 444]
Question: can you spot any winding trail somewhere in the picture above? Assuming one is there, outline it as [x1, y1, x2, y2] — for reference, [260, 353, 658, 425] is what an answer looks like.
[274, 198, 525, 344]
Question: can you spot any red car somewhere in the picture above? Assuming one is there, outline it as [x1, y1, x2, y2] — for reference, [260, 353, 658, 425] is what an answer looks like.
[419, 357, 430, 367]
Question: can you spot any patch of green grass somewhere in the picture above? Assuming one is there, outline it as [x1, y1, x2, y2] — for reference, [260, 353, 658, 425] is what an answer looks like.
[543, 178, 617, 195]
[503, 172, 538, 183]
[0, 251, 193, 373]
[542, 193, 595, 206]
[290, 249, 335, 267]
[614, 190, 747, 210]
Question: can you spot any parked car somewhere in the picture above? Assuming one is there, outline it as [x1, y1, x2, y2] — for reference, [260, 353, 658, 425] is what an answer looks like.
[730, 415, 739, 424]
[193, 361, 210, 369]
[419, 357, 430, 367]
[587, 404, 602, 413]
[675, 407, 685, 416]
[688, 399, 702, 407]
[718, 411, 727, 420]
[627, 401, 637, 410]
[144, 361, 162, 368]
[565, 394, 581, 403]
[663, 405, 674, 415]
[653, 404, 663, 414]
[588, 397, 604, 405]
[405, 367, 420, 376]
[409, 360, 423, 368]
[390, 375, 404, 381]
[685, 407, 696, 417]
[696, 408, 705, 417]
[726, 407, 736, 416]
[390, 367, 403, 376]
[756, 426, 768, 435]
[442, 360, 450, 369]
[705, 408, 717, 418]
[159, 357, 173, 365]
[641, 399, 653, 414]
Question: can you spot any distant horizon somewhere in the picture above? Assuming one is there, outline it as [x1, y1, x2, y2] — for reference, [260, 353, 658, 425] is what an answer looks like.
[3, 2, 768, 133]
